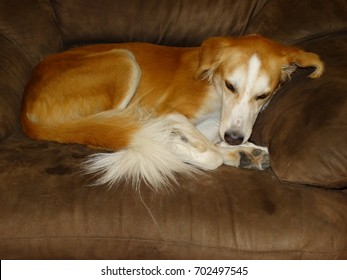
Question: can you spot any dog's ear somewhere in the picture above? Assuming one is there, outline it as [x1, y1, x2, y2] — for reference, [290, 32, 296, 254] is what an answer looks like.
[282, 47, 324, 81]
[195, 37, 233, 82]
[280, 63, 297, 84]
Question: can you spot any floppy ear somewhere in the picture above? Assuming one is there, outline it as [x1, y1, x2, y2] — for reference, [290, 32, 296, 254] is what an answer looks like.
[282, 47, 324, 80]
[280, 63, 297, 84]
[195, 37, 233, 82]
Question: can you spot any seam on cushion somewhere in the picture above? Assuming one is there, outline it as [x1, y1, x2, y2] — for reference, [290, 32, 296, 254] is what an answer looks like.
[242, 0, 269, 35]
[48, 0, 65, 50]
[0, 33, 33, 68]
[0, 236, 345, 256]
[288, 29, 347, 46]
[281, 176, 347, 189]
[0, 32, 33, 139]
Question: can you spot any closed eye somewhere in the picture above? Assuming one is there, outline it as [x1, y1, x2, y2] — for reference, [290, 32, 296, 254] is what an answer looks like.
[225, 81, 236, 93]
[256, 92, 270, 100]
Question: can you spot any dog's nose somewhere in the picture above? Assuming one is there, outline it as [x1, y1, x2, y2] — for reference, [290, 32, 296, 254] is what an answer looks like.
[224, 130, 244, 145]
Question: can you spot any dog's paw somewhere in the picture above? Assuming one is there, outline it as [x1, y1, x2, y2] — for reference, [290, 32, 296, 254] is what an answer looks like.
[238, 147, 270, 170]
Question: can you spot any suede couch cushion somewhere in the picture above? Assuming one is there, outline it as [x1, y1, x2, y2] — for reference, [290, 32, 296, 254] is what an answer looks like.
[53, 0, 347, 48]
[0, 0, 62, 64]
[245, 0, 347, 44]
[0, 0, 62, 141]
[52, 0, 267, 46]
[1, 0, 347, 261]
[0, 132, 346, 259]
[251, 35, 347, 188]
[0, 37, 32, 140]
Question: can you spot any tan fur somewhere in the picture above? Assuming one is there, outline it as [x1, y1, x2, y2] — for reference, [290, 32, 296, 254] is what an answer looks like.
[22, 43, 213, 150]
[21, 35, 324, 172]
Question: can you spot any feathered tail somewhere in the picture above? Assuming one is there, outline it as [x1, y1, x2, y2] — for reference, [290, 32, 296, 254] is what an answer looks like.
[24, 104, 213, 190]
[83, 117, 200, 191]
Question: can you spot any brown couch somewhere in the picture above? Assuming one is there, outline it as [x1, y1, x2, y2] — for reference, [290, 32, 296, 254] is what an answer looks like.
[1, 0, 347, 259]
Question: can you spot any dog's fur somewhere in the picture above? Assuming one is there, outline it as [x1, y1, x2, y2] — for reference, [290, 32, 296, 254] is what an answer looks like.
[21, 35, 324, 190]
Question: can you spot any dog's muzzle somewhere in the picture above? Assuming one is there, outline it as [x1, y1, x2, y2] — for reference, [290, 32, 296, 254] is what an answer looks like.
[224, 130, 244, 145]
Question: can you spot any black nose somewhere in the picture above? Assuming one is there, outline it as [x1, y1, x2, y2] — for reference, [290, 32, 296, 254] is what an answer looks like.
[224, 130, 244, 145]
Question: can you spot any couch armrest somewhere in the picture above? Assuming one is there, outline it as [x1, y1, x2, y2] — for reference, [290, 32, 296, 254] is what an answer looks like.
[0, 36, 32, 140]
[0, 0, 63, 140]
[251, 35, 347, 188]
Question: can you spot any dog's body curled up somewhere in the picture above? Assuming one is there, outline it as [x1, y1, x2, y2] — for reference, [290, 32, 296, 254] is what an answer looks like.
[21, 35, 324, 190]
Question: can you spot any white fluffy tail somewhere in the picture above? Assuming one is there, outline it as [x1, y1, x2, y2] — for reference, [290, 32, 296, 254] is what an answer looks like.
[83, 118, 200, 191]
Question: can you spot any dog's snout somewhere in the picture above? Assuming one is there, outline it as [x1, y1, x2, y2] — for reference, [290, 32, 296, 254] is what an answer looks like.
[224, 130, 244, 145]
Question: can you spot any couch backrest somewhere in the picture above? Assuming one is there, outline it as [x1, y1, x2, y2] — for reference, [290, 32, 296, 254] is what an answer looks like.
[1, 0, 347, 140]
[52, 0, 347, 47]
[247, 0, 347, 44]
[51, 0, 267, 47]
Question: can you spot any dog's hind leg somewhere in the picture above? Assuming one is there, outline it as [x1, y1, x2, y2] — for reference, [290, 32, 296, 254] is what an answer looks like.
[22, 48, 141, 148]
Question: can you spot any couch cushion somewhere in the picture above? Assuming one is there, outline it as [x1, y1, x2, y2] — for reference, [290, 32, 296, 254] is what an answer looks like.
[52, 0, 266, 46]
[53, 0, 347, 48]
[0, 132, 346, 259]
[0, 0, 63, 141]
[0, 37, 32, 141]
[0, 0, 63, 65]
[246, 0, 347, 44]
[251, 35, 347, 188]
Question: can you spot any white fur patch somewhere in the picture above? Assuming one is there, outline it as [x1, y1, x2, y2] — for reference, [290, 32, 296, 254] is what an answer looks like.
[117, 52, 141, 109]
[246, 54, 262, 92]
[195, 111, 221, 143]
[83, 112, 226, 190]
[220, 54, 271, 143]
[84, 117, 199, 191]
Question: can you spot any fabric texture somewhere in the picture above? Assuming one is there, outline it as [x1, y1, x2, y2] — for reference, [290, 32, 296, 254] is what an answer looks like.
[0, 0, 62, 140]
[251, 35, 347, 188]
[0, 0, 346, 259]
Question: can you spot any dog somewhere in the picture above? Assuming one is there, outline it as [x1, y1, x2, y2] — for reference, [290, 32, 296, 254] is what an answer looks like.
[21, 35, 324, 190]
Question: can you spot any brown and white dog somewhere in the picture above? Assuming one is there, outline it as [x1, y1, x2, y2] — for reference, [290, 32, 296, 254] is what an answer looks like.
[21, 35, 324, 190]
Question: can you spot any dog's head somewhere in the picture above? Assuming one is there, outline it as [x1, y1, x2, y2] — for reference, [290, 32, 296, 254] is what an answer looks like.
[196, 35, 324, 145]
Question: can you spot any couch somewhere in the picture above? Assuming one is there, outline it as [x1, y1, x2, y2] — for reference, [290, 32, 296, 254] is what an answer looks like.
[0, 0, 346, 259]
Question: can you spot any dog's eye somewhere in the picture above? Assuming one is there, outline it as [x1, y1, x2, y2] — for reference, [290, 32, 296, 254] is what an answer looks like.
[256, 93, 270, 100]
[225, 81, 236, 93]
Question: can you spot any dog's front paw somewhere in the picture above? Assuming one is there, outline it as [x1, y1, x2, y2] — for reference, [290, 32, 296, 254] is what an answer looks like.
[238, 147, 270, 170]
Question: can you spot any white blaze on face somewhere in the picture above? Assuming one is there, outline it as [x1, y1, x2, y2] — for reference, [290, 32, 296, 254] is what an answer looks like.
[220, 54, 271, 143]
